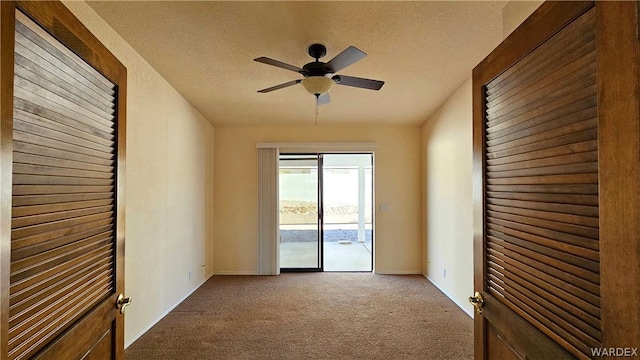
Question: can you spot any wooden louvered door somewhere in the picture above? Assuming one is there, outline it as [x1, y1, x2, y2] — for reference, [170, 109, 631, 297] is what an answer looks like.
[472, 1, 640, 359]
[1, 1, 126, 359]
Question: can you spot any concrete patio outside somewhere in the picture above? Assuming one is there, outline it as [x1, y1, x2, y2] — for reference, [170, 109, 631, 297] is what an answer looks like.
[280, 224, 373, 271]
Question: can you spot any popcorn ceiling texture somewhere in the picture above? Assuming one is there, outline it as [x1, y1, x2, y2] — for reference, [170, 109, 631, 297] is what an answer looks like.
[86, 1, 505, 126]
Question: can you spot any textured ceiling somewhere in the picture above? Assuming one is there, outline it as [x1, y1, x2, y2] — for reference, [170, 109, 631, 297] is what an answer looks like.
[86, 1, 505, 126]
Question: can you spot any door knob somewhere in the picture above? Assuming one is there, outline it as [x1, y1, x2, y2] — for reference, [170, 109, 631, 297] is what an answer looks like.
[468, 291, 484, 314]
[116, 293, 132, 314]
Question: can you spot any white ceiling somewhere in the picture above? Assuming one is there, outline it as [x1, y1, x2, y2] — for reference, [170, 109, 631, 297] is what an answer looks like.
[86, 1, 506, 126]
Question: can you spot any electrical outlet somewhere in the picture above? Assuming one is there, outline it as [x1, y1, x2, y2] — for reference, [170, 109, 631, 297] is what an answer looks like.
[188, 270, 192, 280]
[443, 268, 447, 279]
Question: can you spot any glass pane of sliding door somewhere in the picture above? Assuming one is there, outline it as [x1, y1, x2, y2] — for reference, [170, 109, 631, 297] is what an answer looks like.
[322, 154, 373, 272]
[279, 154, 322, 271]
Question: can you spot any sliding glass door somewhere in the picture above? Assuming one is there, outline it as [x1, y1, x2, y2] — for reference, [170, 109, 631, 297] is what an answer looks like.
[279, 153, 373, 272]
[322, 154, 373, 272]
[279, 154, 323, 271]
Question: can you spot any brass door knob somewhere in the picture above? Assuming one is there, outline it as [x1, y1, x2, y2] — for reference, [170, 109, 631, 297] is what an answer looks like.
[468, 291, 484, 314]
[116, 293, 132, 314]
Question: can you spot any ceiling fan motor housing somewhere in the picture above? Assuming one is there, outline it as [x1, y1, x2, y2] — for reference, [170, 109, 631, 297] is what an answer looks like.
[308, 43, 327, 60]
[301, 62, 332, 77]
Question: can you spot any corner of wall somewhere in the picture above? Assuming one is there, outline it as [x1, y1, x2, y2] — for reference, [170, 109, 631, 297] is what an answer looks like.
[502, 1, 544, 38]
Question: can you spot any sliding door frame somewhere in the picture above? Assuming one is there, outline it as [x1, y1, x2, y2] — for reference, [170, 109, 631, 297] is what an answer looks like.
[279, 152, 374, 273]
[279, 153, 324, 272]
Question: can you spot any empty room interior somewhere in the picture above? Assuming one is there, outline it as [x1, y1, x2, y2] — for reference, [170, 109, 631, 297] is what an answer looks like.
[1, 1, 640, 359]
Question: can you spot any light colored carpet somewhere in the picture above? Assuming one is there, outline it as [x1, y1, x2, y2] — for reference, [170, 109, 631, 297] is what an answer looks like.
[126, 273, 473, 360]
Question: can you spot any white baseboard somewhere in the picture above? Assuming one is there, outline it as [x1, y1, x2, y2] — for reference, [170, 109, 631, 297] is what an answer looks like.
[424, 275, 474, 319]
[125, 276, 211, 348]
[374, 270, 421, 275]
[213, 270, 258, 275]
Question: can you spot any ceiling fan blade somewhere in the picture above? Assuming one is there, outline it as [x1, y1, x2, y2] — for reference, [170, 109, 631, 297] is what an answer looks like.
[254, 57, 302, 73]
[257, 80, 301, 93]
[317, 93, 331, 105]
[326, 46, 367, 73]
[333, 75, 384, 90]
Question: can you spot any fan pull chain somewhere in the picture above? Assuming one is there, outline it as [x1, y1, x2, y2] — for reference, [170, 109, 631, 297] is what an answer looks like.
[315, 95, 319, 125]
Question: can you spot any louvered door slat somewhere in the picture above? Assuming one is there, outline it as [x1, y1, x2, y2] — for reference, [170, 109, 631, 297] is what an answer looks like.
[12, 205, 114, 228]
[483, 7, 600, 359]
[9, 265, 112, 327]
[13, 43, 114, 108]
[489, 229, 598, 266]
[488, 271, 600, 351]
[14, 152, 114, 173]
[11, 230, 113, 272]
[9, 249, 112, 296]
[488, 211, 599, 238]
[14, 142, 114, 166]
[486, 107, 596, 146]
[486, 67, 596, 122]
[11, 211, 114, 240]
[486, 119, 597, 153]
[487, 249, 600, 316]
[14, 54, 115, 114]
[14, 69, 114, 121]
[487, 197, 598, 217]
[13, 32, 114, 99]
[13, 130, 114, 159]
[14, 98, 115, 138]
[11, 226, 114, 262]
[487, 184, 598, 195]
[487, 150, 598, 172]
[488, 265, 601, 341]
[486, 93, 596, 135]
[12, 185, 114, 196]
[14, 163, 113, 179]
[14, 108, 114, 147]
[13, 84, 113, 128]
[12, 192, 114, 207]
[486, 204, 599, 227]
[487, 129, 597, 160]
[11, 218, 114, 252]
[8, 10, 118, 360]
[489, 239, 600, 296]
[9, 256, 112, 308]
[13, 199, 114, 217]
[14, 115, 114, 152]
[14, 87, 114, 132]
[8, 276, 112, 358]
[486, 191, 599, 206]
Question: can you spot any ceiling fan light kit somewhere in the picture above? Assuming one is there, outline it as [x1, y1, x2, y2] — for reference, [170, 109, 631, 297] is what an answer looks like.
[301, 76, 334, 95]
[254, 43, 385, 105]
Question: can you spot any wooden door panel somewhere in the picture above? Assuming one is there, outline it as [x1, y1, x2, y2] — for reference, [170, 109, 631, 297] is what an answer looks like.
[475, 2, 599, 359]
[7, 8, 116, 360]
[32, 299, 117, 360]
[474, 1, 640, 359]
[1, 1, 126, 359]
[483, 3, 601, 354]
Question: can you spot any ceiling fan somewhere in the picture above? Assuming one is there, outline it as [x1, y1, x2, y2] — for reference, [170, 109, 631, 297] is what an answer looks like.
[254, 43, 385, 105]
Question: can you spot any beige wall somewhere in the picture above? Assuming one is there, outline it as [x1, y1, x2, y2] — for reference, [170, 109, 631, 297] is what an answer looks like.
[421, 79, 474, 315]
[420, 1, 542, 317]
[62, 1, 215, 347]
[214, 125, 422, 274]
